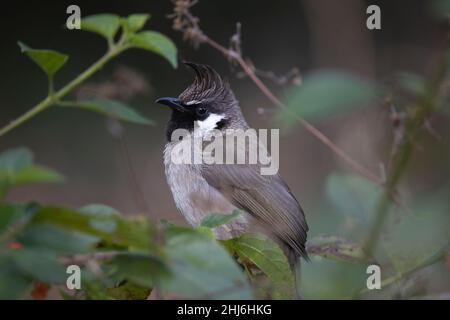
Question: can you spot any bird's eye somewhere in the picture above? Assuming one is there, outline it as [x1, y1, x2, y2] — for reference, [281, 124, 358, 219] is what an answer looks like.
[196, 106, 208, 116]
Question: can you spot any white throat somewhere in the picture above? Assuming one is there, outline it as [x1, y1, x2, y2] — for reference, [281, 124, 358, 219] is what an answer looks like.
[195, 113, 225, 136]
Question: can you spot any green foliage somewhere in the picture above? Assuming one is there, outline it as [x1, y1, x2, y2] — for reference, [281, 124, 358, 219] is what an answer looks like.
[124, 14, 151, 32]
[1, 147, 334, 300]
[281, 71, 378, 125]
[58, 99, 153, 125]
[431, 0, 450, 18]
[18, 42, 68, 77]
[11, 248, 66, 283]
[81, 14, 121, 42]
[162, 229, 253, 299]
[325, 173, 383, 231]
[304, 172, 450, 299]
[223, 233, 294, 299]
[300, 256, 367, 299]
[129, 31, 178, 68]
[200, 210, 241, 228]
[2, 12, 177, 138]
[0, 147, 63, 198]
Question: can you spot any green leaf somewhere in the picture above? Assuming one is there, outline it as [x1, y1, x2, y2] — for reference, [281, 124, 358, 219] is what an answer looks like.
[0, 147, 32, 172]
[0, 203, 26, 234]
[80, 204, 119, 216]
[0, 259, 31, 299]
[111, 252, 170, 288]
[282, 71, 377, 124]
[59, 99, 153, 125]
[81, 14, 121, 41]
[18, 42, 68, 77]
[14, 165, 64, 184]
[307, 235, 371, 263]
[224, 233, 294, 299]
[125, 14, 151, 32]
[161, 231, 253, 299]
[200, 210, 241, 228]
[129, 31, 178, 68]
[0, 148, 63, 197]
[31, 206, 154, 250]
[325, 173, 383, 228]
[382, 198, 450, 272]
[11, 248, 66, 283]
[80, 204, 119, 233]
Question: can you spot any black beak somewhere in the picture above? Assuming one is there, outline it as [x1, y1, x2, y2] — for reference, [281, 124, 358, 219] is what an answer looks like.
[155, 97, 187, 112]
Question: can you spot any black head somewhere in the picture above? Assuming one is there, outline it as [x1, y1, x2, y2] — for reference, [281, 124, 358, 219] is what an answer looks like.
[156, 63, 245, 140]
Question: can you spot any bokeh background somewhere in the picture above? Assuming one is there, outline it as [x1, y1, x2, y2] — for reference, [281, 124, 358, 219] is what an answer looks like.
[1, 0, 449, 299]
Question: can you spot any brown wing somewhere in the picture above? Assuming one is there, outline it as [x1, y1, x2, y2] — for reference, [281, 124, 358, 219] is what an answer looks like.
[201, 163, 309, 259]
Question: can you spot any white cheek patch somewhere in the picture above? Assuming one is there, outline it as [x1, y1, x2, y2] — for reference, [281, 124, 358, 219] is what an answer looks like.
[195, 113, 225, 136]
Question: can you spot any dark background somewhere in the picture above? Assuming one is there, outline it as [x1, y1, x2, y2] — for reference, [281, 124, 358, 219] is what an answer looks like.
[0, 0, 448, 226]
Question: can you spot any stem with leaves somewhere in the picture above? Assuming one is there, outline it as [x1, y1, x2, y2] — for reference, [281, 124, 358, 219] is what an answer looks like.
[0, 48, 123, 137]
[0, 13, 177, 138]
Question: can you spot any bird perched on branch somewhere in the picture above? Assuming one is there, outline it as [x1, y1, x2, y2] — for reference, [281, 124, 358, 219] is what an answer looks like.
[156, 63, 308, 267]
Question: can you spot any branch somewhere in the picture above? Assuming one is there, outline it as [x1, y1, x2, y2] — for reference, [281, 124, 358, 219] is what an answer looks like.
[170, 0, 387, 186]
[363, 35, 450, 258]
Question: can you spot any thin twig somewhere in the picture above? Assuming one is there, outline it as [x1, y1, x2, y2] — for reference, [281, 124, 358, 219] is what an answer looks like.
[170, 0, 406, 195]
[119, 132, 152, 215]
[363, 35, 450, 258]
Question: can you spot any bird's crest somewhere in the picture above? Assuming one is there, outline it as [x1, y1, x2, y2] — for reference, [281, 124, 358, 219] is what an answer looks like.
[179, 62, 232, 104]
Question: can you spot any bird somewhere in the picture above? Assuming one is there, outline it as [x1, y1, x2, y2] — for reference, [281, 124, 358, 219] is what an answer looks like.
[156, 62, 309, 268]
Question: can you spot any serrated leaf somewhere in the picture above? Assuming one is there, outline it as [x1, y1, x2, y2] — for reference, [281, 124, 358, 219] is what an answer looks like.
[18, 42, 68, 77]
[126, 14, 150, 32]
[161, 231, 253, 299]
[282, 71, 377, 125]
[129, 31, 178, 68]
[224, 233, 294, 299]
[306, 235, 371, 263]
[200, 210, 241, 228]
[60, 99, 153, 125]
[81, 14, 121, 41]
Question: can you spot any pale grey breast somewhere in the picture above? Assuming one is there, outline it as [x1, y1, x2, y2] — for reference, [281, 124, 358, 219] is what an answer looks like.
[163, 141, 249, 239]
